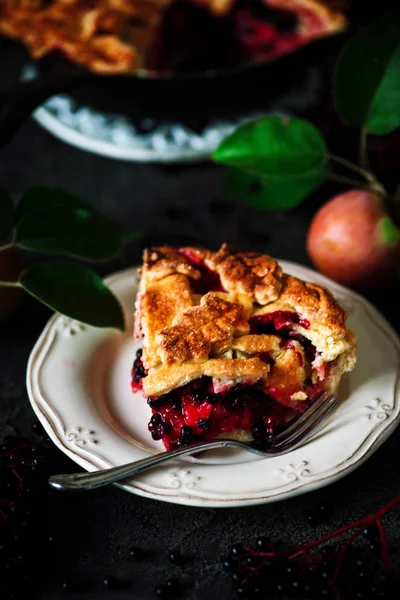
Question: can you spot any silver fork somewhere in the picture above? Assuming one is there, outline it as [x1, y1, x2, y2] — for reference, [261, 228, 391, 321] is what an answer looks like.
[48, 392, 338, 491]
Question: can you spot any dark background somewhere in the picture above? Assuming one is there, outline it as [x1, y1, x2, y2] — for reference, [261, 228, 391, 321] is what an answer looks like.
[1, 5, 400, 599]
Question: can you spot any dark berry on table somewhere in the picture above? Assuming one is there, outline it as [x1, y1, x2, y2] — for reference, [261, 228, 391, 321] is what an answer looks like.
[136, 348, 143, 358]
[129, 546, 144, 560]
[362, 524, 379, 541]
[103, 575, 118, 589]
[320, 545, 334, 558]
[168, 549, 185, 564]
[307, 504, 328, 525]
[256, 536, 269, 551]
[222, 558, 237, 573]
[155, 584, 173, 598]
[166, 578, 180, 591]
[369, 540, 381, 554]
[197, 419, 209, 429]
[231, 543, 244, 557]
[232, 573, 241, 583]
[236, 586, 248, 598]
[31, 421, 45, 435]
[62, 581, 75, 593]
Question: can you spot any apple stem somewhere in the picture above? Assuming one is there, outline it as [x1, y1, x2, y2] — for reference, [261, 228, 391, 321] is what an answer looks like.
[359, 127, 368, 169]
[0, 280, 21, 288]
[328, 174, 371, 189]
[0, 242, 14, 252]
[328, 154, 376, 184]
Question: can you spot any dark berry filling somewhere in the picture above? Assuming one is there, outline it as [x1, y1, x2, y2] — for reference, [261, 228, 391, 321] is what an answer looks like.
[177, 248, 224, 294]
[250, 310, 310, 333]
[147, 377, 304, 450]
[131, 348, 147, 393]
[148, 0, 324, 75]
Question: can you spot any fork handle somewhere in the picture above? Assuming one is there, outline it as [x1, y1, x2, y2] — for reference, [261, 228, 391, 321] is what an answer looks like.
[48, 439, 243, 491]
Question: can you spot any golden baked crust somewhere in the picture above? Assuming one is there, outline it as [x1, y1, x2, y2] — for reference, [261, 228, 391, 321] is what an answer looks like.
[205, 243, 283, 304]
[135, 243, 357, 398]
[252, 274, 355, 363]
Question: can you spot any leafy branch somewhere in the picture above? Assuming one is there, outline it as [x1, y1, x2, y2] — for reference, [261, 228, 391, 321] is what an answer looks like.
[0, 186, 141, 330]
[212, 9, 400, 244]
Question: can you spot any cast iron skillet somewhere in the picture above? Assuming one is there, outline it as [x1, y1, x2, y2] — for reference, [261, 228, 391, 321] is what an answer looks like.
[0, 2, 350, 146]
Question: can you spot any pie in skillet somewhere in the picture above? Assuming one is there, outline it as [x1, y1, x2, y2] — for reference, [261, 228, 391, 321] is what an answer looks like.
[132, 244, 356, 449]
[0, 0, 347, 74]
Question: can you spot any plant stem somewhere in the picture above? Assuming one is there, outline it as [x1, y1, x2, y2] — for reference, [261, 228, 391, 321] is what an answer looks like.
[0, 242, 14, 252]
[359, 128, 368, 169]
[0, 280, 21, 288]
[328, 153, 375, 184]
[328, 174, 370, 189]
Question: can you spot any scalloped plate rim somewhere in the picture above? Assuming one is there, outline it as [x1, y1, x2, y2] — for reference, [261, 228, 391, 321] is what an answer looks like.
[26, 262, 400, 507]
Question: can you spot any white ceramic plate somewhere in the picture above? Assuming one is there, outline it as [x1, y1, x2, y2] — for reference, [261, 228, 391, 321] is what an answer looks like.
[27, 263, 400, 507]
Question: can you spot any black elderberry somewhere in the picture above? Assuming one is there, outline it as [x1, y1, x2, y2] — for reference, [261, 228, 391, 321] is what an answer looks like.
[179, 426, 193, 445]
[362, 525, 379, 541]
[232, 572, 241, 583]
[31, 422, 45, 434]
[222, 558, 237, 573]
[170, 396, 182, 411]
[62, 581, 76, 593]
[168, 549, 185, 564]
[166, 578, 179, 590]
[236, 586, 248, 598]
[369, 540, 381, 554]
[136, 348, 143, 358]
[231, 543, 244, 557]
[256, 536, 269, 551]
[206, 394, 218, 404]
[147, 397, 162, 410]
[103, 575, 118, 590]
[286, 565, 295, 576]
[320, 545, 334, 558]
[129, 546, 144, 560]
[307, 504, 329, 526]
[155, 584, 172, 598]
[252, 423, 267, 439]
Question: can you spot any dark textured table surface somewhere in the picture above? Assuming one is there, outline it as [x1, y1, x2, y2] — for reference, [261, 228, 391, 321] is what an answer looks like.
[1, 31, 400, 600]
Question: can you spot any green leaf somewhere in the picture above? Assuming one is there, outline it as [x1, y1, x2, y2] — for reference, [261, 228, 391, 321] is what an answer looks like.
[20, 262, 125, 330]
[226, 166, 326, 210]
[14, 206, 122, 261]
[0, 188, 14, 241]
[380, 216, 400, 247]
[213, 117, 327, 178]
[121, 229, 143, 243]
[16, 186, 89, 222]
[333, 10, 400, 134]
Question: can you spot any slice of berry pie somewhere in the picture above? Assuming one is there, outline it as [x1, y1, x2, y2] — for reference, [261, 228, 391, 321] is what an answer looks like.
[133, 244, 356, 449]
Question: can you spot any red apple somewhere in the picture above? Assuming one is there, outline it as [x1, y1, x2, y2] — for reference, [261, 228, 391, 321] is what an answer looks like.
[306, 189, 400, 287]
